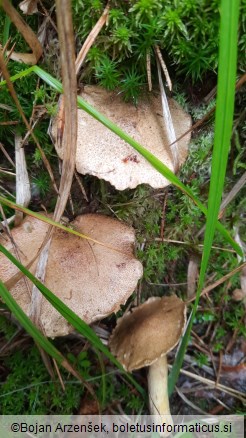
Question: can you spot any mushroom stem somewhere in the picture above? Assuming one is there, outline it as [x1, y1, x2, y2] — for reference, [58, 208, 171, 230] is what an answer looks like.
[148, 355, 173, 437]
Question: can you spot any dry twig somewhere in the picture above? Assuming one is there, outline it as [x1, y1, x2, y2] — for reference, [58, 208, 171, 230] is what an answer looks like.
[1, 0, 43, 64]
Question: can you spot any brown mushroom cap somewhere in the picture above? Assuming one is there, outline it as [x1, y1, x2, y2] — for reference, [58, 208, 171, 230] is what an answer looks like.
[0, 214, 143, 338]
[109, 295, 186, 372]
[51, 86, 191, 190]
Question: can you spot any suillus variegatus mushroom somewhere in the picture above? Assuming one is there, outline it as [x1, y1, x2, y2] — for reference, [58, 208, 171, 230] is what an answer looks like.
[109, 295, 186, 437]
[0, 213, 143, 338]
[50, 86, 191, 190]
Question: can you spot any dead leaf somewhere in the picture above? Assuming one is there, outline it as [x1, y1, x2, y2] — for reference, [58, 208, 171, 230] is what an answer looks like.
[78, 397, 99, 415]
[19, 0, 38, 15]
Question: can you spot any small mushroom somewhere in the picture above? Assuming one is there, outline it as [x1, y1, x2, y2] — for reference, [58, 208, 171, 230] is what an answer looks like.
[50, 86, 191, 190]
[0, 214, 143, 337]
[109, 295, 186, 436]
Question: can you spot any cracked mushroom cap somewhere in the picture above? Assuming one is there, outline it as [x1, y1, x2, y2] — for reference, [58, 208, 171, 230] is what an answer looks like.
[51, 86, 191, 190]
[0, 214, 143, 338]
[109, 295, 186, 372]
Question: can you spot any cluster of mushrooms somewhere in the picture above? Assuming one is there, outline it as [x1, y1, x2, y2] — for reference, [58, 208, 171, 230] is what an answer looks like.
[1, 86, 191, 433]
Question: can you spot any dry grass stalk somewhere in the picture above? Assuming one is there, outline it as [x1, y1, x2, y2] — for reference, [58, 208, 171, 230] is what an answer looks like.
[171, 365, 246, 402]
[154, 45, 172, 91]
[187, 261, 246, 303]
[0, 142, 15, 167]
[153, 237, 236, 253]
[53, 0, 77, 223]
[146, 50, 152, 91]
[168, 72, 246, 149]
[75, 1, 110, 76]
[14, 133, 31, 226]
[30, 0, 78, 331]
[187, 256, 199, 298]
[1, 0, 43, 64]
[197, 171, 246, 238]
[0, 49, 58, 194]
[74, 170, 88, 202]
[156, 57, 179, 172]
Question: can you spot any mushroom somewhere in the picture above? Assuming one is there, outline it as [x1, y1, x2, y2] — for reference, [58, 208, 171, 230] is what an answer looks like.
[109, 295, 186, 436]
[0, 213, 143, 337]
[50, 86, 191, 190]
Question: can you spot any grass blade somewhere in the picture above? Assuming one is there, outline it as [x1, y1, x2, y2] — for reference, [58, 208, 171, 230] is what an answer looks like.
[0, 197, 125, 254]
[0, 243, 145, 397]
[3, 10, 11, 46]
[168, 0, 240, 394]
[0, 280, 76, 371]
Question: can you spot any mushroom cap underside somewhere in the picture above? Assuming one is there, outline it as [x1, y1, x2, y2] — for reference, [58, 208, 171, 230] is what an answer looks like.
[51, 86, 191, 190]
[0, 214, 143, 338]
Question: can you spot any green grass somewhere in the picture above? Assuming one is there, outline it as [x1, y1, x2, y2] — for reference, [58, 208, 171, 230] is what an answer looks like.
[71, 0, 245, 96]
[168, 0, 240, 393]
[0, 343, 84, 414]
[1, 337, 145, 415]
